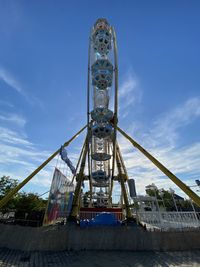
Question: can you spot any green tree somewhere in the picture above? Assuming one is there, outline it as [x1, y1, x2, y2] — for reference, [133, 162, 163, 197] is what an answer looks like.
[145, 185, 200, 212]
[15, 192, 47, 213]
[145, 186, 179, 211]
[0, 175, 18, 198]
[0, 175, 47, 214]
[0, 176, 19, 212]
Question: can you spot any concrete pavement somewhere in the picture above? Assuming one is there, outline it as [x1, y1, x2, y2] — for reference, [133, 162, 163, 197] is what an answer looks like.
[0, 248, 200, 267]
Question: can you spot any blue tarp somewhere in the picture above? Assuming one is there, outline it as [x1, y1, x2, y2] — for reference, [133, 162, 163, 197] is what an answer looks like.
[80, 212, 121, 227]
[60, 146, 76, 175]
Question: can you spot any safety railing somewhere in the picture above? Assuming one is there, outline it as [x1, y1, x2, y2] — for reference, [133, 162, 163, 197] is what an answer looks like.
[0, 211, 42, 227]
[136, 211, 200, 230]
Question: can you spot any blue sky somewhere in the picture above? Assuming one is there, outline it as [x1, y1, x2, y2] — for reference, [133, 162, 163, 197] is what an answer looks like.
[0, 0, 200, 198]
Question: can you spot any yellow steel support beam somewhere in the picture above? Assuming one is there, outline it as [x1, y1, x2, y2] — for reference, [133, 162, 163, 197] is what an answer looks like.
[70, 138, 87, 185]
[68, 135, 89, 220]
[116, 143, 129, 181]
[0, 125, 87, 210]
[87, 36, 93, 207]
[116, 148, 133, 220]
[117, 126, 200, 207]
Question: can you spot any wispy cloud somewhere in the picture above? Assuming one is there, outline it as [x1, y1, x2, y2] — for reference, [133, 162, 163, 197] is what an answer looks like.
[152, 97, 200, 147]
[0, 127, 32, 146]
[0, 66, 44, 108]
[0, 126, 54, 193]
[0, 66, 22, 93]
[0, 127, 50, 163]
[119, 70, 142, 118]
[0, 100, 14, 108]
[0, 126, 75, 194]
[118, 96, 200, 198]
[0, 113, 26, 127]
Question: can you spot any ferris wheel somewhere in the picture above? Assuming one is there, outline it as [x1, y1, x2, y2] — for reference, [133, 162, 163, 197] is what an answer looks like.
[86, 18, 118, 207]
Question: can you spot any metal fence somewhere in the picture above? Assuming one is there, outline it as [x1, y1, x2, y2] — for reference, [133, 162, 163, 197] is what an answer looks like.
[136, 211, 200, 230]
[0, 211, 42, 227]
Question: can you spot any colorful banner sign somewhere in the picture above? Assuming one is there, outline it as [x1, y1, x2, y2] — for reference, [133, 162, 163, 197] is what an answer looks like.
[43, 168, 74, 225]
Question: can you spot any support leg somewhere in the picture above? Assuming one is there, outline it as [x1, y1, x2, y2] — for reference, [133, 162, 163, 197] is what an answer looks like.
[68, 136, 89, 221]
[116, 149, 133, 220]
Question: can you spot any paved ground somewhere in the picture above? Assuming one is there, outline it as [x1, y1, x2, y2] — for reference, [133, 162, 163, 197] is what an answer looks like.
[0, 248, 200, 267]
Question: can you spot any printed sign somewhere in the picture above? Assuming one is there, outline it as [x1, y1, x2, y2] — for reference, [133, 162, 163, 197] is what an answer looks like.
[43, 168, 74, 225]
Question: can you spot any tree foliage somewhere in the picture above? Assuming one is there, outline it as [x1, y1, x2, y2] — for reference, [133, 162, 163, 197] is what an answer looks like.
[0, 176, 47, 214]
[145, 186, 200, 212]
[0, 176, 18, 198]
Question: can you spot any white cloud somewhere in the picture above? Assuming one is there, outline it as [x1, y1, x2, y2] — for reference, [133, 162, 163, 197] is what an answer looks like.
[119, 74, 137, 98]
[118, 97, 200, 198]
[0, 66, 44, 108]
[0, 142, 50, 164]
[152, 97, 200, 147]
[0, 113, 26, 127]
[0, 127, 53, 190]
[0, 66, 22, 93]
[119, 71, 142, 118]
[0, 126, 76, 194]
[0, 100, 14, 108]
[0, 127, 32, 146]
